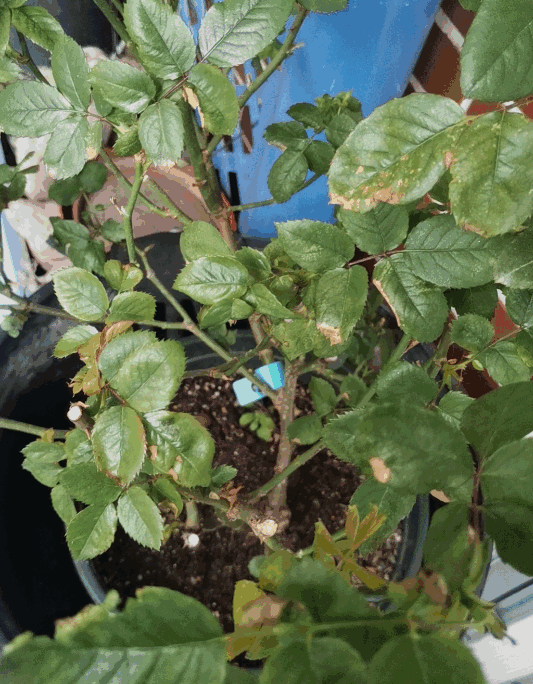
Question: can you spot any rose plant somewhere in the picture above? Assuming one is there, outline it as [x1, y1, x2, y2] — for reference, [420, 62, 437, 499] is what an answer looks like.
[1, 0, 533, 681]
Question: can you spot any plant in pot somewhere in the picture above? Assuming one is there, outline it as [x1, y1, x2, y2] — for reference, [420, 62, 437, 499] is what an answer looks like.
[1, 0, 533, 681]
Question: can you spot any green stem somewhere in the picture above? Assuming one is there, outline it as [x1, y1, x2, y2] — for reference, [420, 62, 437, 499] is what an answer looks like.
[423, 328, 452, 380]
[122, 158, 148, 264]
[224, 173, 321, 214]
[206, 5, 309, 156]
[91, 0, 133, 52]
[109, 0, 124, 13]
[185, 500, 200, 528]
[248, 439, 326, 502]
[144, 176, 193, 226]
[15, 32, 49, 85]
[7, 301, 81, 322]
[0, 417, 69, 440]
[296, 528, 347, 558]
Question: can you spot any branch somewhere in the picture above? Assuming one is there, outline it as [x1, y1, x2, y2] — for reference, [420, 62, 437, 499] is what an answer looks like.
[0, 417, 69, 440]
[7, 301, 82, 322]
[122, 156, 149, 264]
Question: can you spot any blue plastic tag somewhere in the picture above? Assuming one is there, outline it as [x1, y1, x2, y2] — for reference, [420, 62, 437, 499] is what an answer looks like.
[233, 361, 285, 406]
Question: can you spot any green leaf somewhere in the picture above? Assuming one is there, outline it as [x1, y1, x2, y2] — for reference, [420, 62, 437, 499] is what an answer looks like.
[260, 637, 366, 684]
[48, 176, 82, 206]
[143, 411, 214, 486]
[152, 478, 184, 511]
[314, 267, 368, 344]
[92, 406, 146, 485]
[44, 116, 89, 179]
[368, 634, 486, 684]
[0, 82, 73, 136]
[269, 318, 317, 361]
[188, 63, 239, 135]
[436, 391, 474, 429]
[53, 324, 98, 358]
[494, 229, 533, 288]
[402, 214, 496, 288]
[173, 256, 252, 304]
[86, 120, 102, 158]
[66, 503, 117, 560]
[117, 485, 163, 549]
[89, 60, 156, 113]
[339, 375, 366, 407]
[103, 260, 143, 291]
[477, 339, 531, 385]
[107, 291, 156, 323]
[181, 220, 232, 261]
[309, 377, 337, 417]
[98, 333, 185, 413]
[287, 102, 325, 132]
[211, 464, 238, 488]
[64, 429, 94, 465]
[52, 267, 109, 321]
[267, 149, 309, 203]
[287, 414, 323, 444]
[139, 99, 184, 165]
[51, 36, 90, 110]
[506, 288, 533, 330]
[235, 247, 271, 281]
[245, 283, 297, 319]
[198, 0, 293, 68]
[323, 409, 363, 462]
[449, 111, 533, 236]
[304, 140, 334, 175]
[0, 7, 11, 56]
[329, 94, 464, 213]
[21, 458, 63, 487]
[276, 220, 354, 272]
[450, 314, 494, 352]
[338, 203, 409, 254]
[460, 0, 533, 101]
[50, 484, 76, 525]
[113, 126, 142, 157]
[78, 161, 108, 193]
[459, 0, 482, 8]
[101, 218, 126, 243]
[264, 121, 308, 151]
[447, 283, 498, 320]
[514, 330, 533, 367]
[11, 5, 65, 51]
[60, 463, 123, 505]
[0, 55, 23, 83]
[21, 440, 65, 488]
[375, 361, 437, 406]
[299, 0, 349, 12]
[485, 502, 533, 576]
[124, 0, 195, 80]
[350, 479, 415, 555]
[325, 111, 361, 149]
[198, 298, 233, 328]
[481, 438, 533, 508]
[372, 255, 449, 343]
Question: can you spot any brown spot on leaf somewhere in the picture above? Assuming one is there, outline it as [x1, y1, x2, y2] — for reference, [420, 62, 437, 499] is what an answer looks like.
[462, 222, 487, 236]
[373, 187, 404, 204]
[373, 278, 401, 328]
[356, 165, 364, 174]
[316, 323, 342, 345]
[430, 489, 451, 503]
[443, 151, 456, 169]
[329, 192, 356, 210]
[369, 457, 391, 483]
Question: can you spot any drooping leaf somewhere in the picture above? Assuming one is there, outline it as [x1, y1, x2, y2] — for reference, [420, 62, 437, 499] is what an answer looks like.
[436, 391, 474, 430]
[139, 99, 184, 165]
[0, 82, 73, 137]
[460, 0, 533, 101]
[314, 267, 368, 344]
[66, 503, 118, 560]
[477, 340, 531, 385]
[89, 60, 156, 114]
[43, 115, 88, 179]
[276, 220, 354, 272]
[60, 463, 123, 506]
[11, 5, 65, 51]
[264, 121, 308, 151]
[92, 406, 146, 486]
[21, 440, 65, 488]
[117, 485, 163, 549]
[287, 414, 323, 444]
[338, 203, 409, 254]
[485, 501, 533, 576]
[53, 324, 98, 358]
[124, 0, 195, 80]
[52, 267, 109, 321]
[107, 291, 156, 323]
[494, 229, 533, 288]
[198, 0, 293, 67]
[449, 111, 533, 236]
[450, 314, 494, 352]
[143, 411, 214, 486]
[461, 381, 533, 459]
[51, 36, 90, 110]
[173, 256, 252, 304]
[329, 94, 465, 213]
[375, 361, 437, 406]
[187, 63, 239, 135]
[481, 438, 533, 508]
[180, 220, 232, 261]
[373, 254, 449, 343]
[267, 149, 309, 203]
[50, 484, 76, 525]
[309, 376, 337, 417]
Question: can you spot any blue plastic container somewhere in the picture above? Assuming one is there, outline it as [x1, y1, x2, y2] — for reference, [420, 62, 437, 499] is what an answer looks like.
[179, 0, 441, 238]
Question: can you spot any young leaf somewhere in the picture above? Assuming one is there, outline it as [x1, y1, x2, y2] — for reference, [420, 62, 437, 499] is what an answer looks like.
[143, 411, 215, 486]
[338, 203, 409, 254]
[245, 283, 297, 319]
[43, 116, 89, 179]
[50, 484, 76, 525]
[60, 463, 123, 506]
[0, 82, 73, 137]
[139, 100, 184, 165]
[485, 502, 533, 576]
[402, 214, 496, 288]
[276, 220, 354, 272]
[450, 314, 494, 352]
[173, 256, 252, 304]
[373, 254, 449, 343]
[329, 94, 464, 213]
[51, 36, 90, 110]
[494, 230, 533, 288]
[264, 121, 308, 151]
[436, 391, 474, 430]
[267, 149, 309, 203]
[304, 140, 334, 175]
[92, 406, 146, 485]
[477, 339, 531, 385]
[198, 0, 293, 68]
[309, 377, 337, 417]
[89, 60, 156, 113]
[314, 267, 368, 344]
[117, 486, 163, 549]
[287, 415, 323, 444]
[461, 0, 533, 102]
[187, 64, 239, 136]
[11, 5, 65, 51]
[53, 324, 98, 358]
[106, 291, 156, 323]
[124, 0, 195, 80]
[449, 111, 533, 236]
[52, 267, 109, 321]
[375, 361, 437, 406]
[180, 220, 232, 261]
[66, 503, 118, 560]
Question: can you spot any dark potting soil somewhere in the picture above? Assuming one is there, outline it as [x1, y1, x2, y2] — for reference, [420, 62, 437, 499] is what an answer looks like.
[92, 376, 402, 635]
